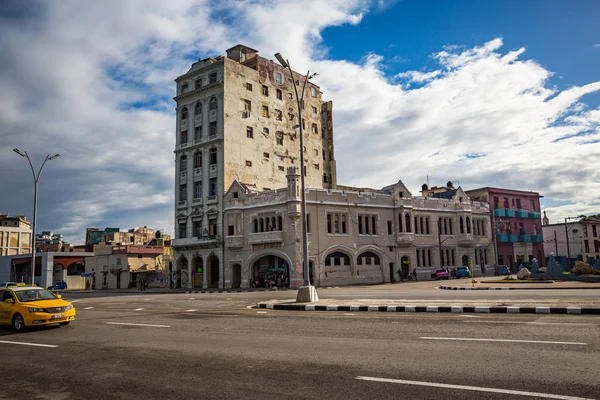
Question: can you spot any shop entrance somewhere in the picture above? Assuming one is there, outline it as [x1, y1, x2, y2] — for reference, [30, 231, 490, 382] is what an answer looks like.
[252, 255, 290, 288]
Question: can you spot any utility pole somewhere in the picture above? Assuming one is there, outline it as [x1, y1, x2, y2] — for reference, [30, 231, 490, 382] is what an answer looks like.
[438, 219, 443, 268]
[564, 217, 570, 267]
[554, 230, 558, 256]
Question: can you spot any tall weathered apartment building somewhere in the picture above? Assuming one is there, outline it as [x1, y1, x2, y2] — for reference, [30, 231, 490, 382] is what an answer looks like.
[172, 45, 336, 288]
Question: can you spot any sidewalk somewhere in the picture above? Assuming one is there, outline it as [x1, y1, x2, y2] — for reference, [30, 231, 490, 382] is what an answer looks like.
[438, 277, 600, 290]
[256, 298, 600, 315]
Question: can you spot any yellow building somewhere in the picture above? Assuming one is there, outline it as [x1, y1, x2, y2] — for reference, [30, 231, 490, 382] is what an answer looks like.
[0, 213, 32, 256]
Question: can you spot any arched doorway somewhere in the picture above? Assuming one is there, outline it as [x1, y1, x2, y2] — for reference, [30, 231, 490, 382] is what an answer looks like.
[176, 256, 188, 289]
[401, 256, 410, 278]
[252, 255, 290, 288]
[231, 263, 242, 288]
[193, 256, 203, 289]
[207, 254, 219, 288]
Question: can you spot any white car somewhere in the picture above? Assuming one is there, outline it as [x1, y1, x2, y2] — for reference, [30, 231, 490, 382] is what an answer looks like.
[0, 282, 17, 288]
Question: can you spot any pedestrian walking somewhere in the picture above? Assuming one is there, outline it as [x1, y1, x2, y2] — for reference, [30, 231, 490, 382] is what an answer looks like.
[412, 269, 417, 281]
[397, 268, 403, 283]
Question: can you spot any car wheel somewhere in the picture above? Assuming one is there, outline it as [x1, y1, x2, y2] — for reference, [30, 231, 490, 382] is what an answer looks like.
[12, 314, 26, 332]
[59, 322, 70, 326]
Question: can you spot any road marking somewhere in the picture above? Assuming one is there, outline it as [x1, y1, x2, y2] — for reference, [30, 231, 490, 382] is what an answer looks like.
[463, 321, 595, 326]
[420, 337, 587, 345]
[355, 376, 593, 400]
[0, 340, 58, 348]
[134, 308, 145, 311]
[70, 300, 83, 303]
[105, 322, 171, 328]
[344, 313, 356, 316]
[144, 299, 152, 301]
[185, 309, 198, 312]
[189, 298, 195, 300]
[83, 307, 94, 310]
[257, 311, 268, 314]
[183, 313, 239, 317]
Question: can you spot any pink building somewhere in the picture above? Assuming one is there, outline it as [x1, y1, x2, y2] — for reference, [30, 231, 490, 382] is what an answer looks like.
[466, 187, 545, 272]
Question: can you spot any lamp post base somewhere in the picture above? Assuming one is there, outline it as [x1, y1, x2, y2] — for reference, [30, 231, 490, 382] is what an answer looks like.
[296, 285, 319, 303]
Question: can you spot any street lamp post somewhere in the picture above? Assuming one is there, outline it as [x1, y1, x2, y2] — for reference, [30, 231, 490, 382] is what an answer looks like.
[13, 149, 60, 286]
[274, 52, 318, 303]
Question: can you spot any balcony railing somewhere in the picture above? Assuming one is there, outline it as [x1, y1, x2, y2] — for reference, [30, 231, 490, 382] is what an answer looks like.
[225, 235, 244, 248]
[248, 231, 284, 244]
[529, 211, 541, 219]
[494, 209, 505, 217]
[458, 233, 475, 245]
[173, 236, 220, 247]
[505, 209, 515, 217]
[532, 235, 544, 243]
[396, 232, 415, 246]
[516, 210, 529, 218]
[508, 234, 518, 243]
[496, 233, 508, 243]
[519, 234, 531, 243]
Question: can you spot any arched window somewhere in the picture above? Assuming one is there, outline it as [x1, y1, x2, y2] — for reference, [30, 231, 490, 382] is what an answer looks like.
[357, 251, 380, 266]
[194, 151, 202, 169]
[253, 219, 258, 233]
[209, 147, 217, 165]
[271, 216, 276, 231]
[466, 217, 471, 234]
[460, 217, 464, 234]
[398, 213, 403, 232]
[405, 214, 411, 232]
[195, 102, 202, 116]
[181, 107, 188, 120]
[180, 155, 187, 172]
[325, 251, 351, 266]
[277, 216, 283, 231]
[209, 97, 217, 111]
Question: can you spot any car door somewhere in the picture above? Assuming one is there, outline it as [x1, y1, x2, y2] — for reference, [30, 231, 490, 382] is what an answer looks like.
[0, 290, 12, 325]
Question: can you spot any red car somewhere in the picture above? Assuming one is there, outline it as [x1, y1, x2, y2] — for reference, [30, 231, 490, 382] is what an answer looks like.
[434, 269, 449, 280]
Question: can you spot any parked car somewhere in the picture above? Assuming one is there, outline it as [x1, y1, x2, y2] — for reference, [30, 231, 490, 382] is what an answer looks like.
[434, 269, 449, 280]
[494, 265, 511, 276]
[48, 281, 68, 290]
[0, 282, 17, 288]
[455, 266, 471, 278]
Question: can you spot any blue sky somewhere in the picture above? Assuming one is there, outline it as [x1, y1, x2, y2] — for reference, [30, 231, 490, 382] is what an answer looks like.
[0, 0, 598, 242]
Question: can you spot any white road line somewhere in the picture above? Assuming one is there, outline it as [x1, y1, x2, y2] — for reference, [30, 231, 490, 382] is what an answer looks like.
[355, 376, 594, 400]
[257, 311, 268, 314]
[183, 313, 239, 317]
[344, 313, 356, 316]
[134, 308, 145, 311]
[144, 299, 152, 301]
[83, 307, 94, 310]
[463, 321, 595, 326]
[0, 340, 58, 348]
[105, 322, 171, 328]
[189, 298, 195, 300]
[185, 309, 198, 312]
[420, 337, 587, 345]
[70, 300, 83, 303]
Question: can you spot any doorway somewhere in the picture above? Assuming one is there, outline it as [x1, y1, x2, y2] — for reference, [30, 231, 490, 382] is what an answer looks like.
[389, 263, 395, 282]
[401, 256, 410, 278]
[231, 264, 241, 288]
[116, 273, 121, 289]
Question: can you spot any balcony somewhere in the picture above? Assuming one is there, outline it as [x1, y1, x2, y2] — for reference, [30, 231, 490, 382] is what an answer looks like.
[225, 235, 244, 248]
[458, 234, 475, 246]
[194, 167, 202, 176]
[532, 235, 544, 243]
[516, 210, 529, 218]
[248, 231, 284, 245]
[173, 235, 220, 248]
[519, 234, 531, 243]
[508, 234, 518, 243]
[181, 119, 188, 129]
[396, 232, 415, 247]
[494, 209, 505, 217]
[529, 211, 541, 219]
[504, 209, 515, 217]
[496, 233, 508, 243]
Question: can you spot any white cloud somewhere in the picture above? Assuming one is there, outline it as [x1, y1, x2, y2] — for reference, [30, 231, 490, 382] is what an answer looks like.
[0, 0, 598, 243]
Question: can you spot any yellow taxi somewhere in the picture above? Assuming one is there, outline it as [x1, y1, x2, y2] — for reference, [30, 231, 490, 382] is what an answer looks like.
[0, 285, 76, 332]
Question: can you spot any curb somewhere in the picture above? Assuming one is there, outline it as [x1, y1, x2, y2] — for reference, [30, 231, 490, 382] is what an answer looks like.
[185, 288, 292, 294]
[256, 302, 600, 315]
[439, 285, 600, 291]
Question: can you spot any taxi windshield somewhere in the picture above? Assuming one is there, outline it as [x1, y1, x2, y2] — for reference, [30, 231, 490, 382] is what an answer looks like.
[14, 289, 58, 302]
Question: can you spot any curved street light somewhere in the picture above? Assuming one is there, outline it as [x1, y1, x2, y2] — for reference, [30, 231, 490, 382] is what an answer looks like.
[13, 149, 60, 286]
[274, 52, 319, 302]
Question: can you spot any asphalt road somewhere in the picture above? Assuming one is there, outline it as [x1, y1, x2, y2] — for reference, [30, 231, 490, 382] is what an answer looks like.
[1, 292, 599, 400]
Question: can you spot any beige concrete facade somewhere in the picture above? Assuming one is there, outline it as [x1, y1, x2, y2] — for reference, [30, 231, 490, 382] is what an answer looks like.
[542, 219, 600, 262]
[172, 45, 336, 288]
[0, 214, 32, 256]
[206, 170, 493, 289]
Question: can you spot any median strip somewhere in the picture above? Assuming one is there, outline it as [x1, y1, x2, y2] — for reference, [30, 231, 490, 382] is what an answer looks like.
[355, 376, 594, 400]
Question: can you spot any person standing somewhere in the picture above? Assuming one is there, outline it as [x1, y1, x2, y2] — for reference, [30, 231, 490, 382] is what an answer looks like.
[412, 269, 417, 281]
